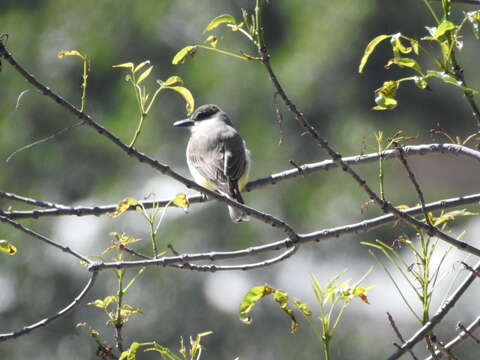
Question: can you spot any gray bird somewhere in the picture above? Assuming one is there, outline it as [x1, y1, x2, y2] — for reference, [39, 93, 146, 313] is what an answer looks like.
[174, 104, 251, 222]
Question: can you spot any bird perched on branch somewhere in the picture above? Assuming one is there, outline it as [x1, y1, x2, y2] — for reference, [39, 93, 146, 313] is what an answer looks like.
[174, 104, 251, 222]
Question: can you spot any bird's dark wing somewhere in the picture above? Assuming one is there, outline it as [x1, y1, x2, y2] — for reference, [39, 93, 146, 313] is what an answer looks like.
[187, 125, 247, 197]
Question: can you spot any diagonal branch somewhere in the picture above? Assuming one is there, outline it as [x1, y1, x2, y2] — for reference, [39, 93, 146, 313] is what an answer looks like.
[387, 261, 480, 359]
[0, 215, 91, 263]
[0, 270, 98, 342]
[395, 142, 432, 226]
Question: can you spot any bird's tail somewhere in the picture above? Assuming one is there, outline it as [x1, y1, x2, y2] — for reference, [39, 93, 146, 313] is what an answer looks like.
[227, 184, 250, 222]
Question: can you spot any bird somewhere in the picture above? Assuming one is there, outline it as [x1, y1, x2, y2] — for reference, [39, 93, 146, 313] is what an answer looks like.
[173, 104, 251, 222]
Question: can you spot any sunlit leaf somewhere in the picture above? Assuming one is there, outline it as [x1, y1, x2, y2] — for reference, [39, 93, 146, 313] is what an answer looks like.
[58, 50, 84, 59]
[434, 20, 456, 39]
[172, 45, 197, 65]
[119, 342, 141, 360]
[293, 300, 312, 316]
[205, 35, 218, 48]
[165, 86, 195, 115]
[239, 285, 274, 324]
[162, 76, 184, 87]
[134, 60, 150, 74]
[172, 193, 189, 209]
[109, 197, 140, 218]
[0, 240, 17, 255]
[391, 33, 412, 56]
[358, 34, 392, 73]
[239, 285, 299, 333]
[113, 62, 135, 70]
[385, 57, 423, 74]
[426, 71, 478, 93]
[136, 66, 153, 85]
[203, 14, 236, 33]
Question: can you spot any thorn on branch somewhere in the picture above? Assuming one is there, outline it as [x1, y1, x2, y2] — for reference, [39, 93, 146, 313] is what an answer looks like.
[289, 160, 305, 176]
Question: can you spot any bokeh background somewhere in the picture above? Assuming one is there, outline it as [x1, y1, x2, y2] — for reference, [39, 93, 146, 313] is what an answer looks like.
[1, 0, 480, 359]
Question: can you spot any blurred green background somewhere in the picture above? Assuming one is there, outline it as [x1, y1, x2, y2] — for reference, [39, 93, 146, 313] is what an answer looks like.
[1, 0, 480, 359]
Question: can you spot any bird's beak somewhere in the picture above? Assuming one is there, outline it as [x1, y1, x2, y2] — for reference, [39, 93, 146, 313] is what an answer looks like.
[173, 119, 194, 127]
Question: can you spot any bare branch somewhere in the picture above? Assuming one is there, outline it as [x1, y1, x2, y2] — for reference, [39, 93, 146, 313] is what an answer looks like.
[0, 215, 91, 263]
[2, 144, 480, 220]
[0, 271, 98, 341]
[424, 316, 480, 360]
[387, 312, 420, 360]
[0, 190, 68, 208]
[387, 261, 480, 359]
[395, 142, 432, 226]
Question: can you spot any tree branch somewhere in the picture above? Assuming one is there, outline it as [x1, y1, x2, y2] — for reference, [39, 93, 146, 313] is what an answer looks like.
[387, 261, 480, 359]
[0, 270, 98, 341]
[0, 215, 91, 263]
[2, 143, 480, 220]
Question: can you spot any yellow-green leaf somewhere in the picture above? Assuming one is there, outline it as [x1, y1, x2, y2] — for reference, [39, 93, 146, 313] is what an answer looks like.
[358, 34, 392, 73]
[166, 86, 195, 115]
[173, 193, 189, 209]
[163, 76, 183, 87]
[434, 20, 456, 39]
[203, 14, 236, 34]
[136, 66, 153, 85]
[58, 50, 84, 59]
[113, 62, 135, 70]
[172, 45, 197, 65]
[134, 60, 151, 74]
[0, 240, 17, 255]
[109, 197, 139, 218]
[205, 35, 218, 48]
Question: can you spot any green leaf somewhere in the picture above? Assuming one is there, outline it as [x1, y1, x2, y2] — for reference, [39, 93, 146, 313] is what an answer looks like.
[172, 45, 197, 65]
[134, 60, 150, 74]
[113, 62, 135, 70]
[165, 86, 195, 115]
[386, 57, 424, 75]
[358, 34, 392, 73]
[0, 240, 17, 255]
[163, 76, 184, 87]
[203, 14, 236, 33]
[391, 33, 412, 55]
[239, 285, 273, 325]
[373, 80, 399, 110]
[434, 20, 456, 39]
[136, 66, 153, 85]
[426, 71, 478, 93]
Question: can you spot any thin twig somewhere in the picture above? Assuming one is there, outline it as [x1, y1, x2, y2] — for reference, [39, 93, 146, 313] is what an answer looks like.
[0, 40, 298, 242]
[0, 190, 68, 209]
[387, 312, 420, 360]
[424, 316, 480, 360]
[0, 215, 91, 263]
[394, 142, 432, 226]
[460, 261, 480, 277]
[457, 321, 480, 344]
[0, 271, 98, 341]
[6, 121, 84, 163]
[387, 261, 480, 359]
[429, 335, 459, 360]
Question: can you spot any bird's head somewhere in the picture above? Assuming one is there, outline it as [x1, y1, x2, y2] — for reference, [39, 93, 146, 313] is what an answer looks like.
[173, 104, 232, 128]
